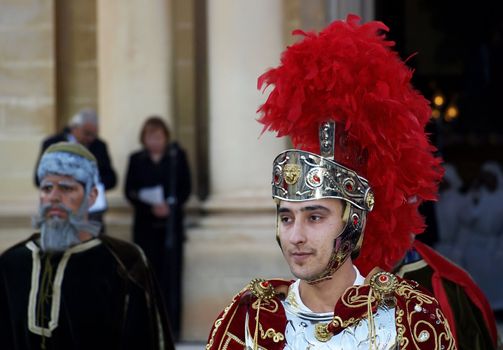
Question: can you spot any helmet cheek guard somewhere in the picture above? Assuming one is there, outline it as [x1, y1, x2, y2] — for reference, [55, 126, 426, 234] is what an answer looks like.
[316, 203, 367, 283]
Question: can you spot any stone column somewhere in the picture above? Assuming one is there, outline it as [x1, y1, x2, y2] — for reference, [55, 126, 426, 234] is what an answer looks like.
[283, 0, 375, 46]
[97, 0, 173, 204]
[207, 0, 287, 206]
[0, 0, 55, 203]
[327, 0, 375, 22]
[183, 0, 290, 341]
[0, 0, 56, 248]
[55, 0, 98, 128]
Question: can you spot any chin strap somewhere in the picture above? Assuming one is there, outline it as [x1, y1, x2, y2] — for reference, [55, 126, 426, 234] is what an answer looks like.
[306, 203, 351, 284]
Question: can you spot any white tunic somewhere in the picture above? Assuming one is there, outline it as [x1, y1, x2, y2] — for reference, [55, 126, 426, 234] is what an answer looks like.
[281, 267, 397, 350]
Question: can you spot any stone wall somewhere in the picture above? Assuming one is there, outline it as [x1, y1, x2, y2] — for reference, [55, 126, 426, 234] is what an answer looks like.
[55, 0, 98, 127]
[0, 0, 55, 203]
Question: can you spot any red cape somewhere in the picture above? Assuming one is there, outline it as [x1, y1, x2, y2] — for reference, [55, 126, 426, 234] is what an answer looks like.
[413, 240, 498, 347]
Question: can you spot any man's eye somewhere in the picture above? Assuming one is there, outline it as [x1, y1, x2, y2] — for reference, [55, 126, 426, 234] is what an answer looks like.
[310, 215, 322, 222]
[41, 185, 52, 192]
[280, 216, 291, 223]
[60, 185, 75, 192]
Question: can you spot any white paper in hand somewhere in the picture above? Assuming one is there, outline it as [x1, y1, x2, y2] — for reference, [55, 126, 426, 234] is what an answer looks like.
[138, 185, 165, 205]
[89, 182, 108, 213]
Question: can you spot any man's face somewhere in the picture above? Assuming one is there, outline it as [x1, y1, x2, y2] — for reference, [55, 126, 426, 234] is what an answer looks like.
[72, 122, 97, 146]
[278, 198, 345, 280]
[39, 175, 85, 218]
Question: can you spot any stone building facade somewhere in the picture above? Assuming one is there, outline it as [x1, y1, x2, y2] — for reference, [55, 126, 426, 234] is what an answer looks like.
[0, 0, 373, 340]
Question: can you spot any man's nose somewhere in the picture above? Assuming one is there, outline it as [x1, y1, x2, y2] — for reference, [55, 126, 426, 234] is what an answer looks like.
[46, 188, 62, 202]
[289, 220, 307, 245]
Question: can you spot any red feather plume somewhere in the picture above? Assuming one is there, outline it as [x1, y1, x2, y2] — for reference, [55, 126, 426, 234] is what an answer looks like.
[257, 14, 443, 275]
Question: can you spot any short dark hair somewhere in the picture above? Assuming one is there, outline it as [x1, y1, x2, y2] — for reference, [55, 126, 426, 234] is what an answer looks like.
[139, 116, 171, 146]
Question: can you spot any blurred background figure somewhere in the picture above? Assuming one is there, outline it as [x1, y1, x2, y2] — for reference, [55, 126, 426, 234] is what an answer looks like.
[463, 161, 503, 313]
[433, 163, 471, 263]
[34, 108, 117, 229]
[124, 116, 191, 341]
[472, 161, 503, 223]
[396, 162, 501, 349]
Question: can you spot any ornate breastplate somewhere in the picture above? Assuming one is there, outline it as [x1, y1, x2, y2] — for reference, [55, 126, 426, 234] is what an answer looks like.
[281, 283, 398, 350]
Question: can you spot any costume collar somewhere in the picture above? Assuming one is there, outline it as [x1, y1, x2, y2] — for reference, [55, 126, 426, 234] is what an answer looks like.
[25, 238, 102, 338]
[286, 265, 364, 317]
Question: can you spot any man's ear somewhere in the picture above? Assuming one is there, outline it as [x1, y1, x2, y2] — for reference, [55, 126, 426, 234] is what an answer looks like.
[88, 186, 98, 208]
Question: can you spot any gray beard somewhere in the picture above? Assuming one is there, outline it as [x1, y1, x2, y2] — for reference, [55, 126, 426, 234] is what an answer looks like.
[40, 216, 81, 252]
[33, 203, 101, 252]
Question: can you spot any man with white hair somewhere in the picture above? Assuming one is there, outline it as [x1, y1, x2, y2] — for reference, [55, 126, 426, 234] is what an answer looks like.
[1, 142, 173, 349]
[34, 108, 117, 226]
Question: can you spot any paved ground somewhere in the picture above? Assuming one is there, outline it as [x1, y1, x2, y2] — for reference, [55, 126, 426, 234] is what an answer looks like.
[176, 343, 205, 350]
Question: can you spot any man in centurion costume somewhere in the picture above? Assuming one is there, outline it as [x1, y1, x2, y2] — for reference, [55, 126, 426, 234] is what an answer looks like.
[206, 15, 457, 350]
[0, 142, 174, 350]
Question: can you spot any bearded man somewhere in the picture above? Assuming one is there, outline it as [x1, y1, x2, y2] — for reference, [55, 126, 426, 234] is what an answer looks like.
[0, 142, 173, 350]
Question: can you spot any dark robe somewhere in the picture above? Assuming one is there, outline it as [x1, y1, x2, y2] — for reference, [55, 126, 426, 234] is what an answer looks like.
[0, 234, 174, 350]
[124, 142, 191, 339]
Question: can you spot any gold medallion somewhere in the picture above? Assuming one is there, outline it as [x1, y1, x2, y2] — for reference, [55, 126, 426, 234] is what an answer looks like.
[314, 322, 333, 342]
[370, 271, 398, 301]
[283, 164, 302, 185]
[249, 278, 276, 300]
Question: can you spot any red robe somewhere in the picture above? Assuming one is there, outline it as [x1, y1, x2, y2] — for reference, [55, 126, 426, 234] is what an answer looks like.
[206, 271, 456, 350]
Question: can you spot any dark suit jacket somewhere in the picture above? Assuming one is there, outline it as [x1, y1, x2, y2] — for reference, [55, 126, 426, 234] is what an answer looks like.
[34, 128, 117, 190]
[124, 142, 191, 237]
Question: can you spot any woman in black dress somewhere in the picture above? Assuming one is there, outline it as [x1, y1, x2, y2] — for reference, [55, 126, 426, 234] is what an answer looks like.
[124, 116, 191, 340]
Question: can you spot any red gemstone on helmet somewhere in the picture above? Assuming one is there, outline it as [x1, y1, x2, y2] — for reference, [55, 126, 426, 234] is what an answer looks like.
[261, 281, 270, 288]
[353, 216, 358, 226]
[313, 175, 320, 183]
[274, 174, 279, 183]
[345, 183, 353, 191]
